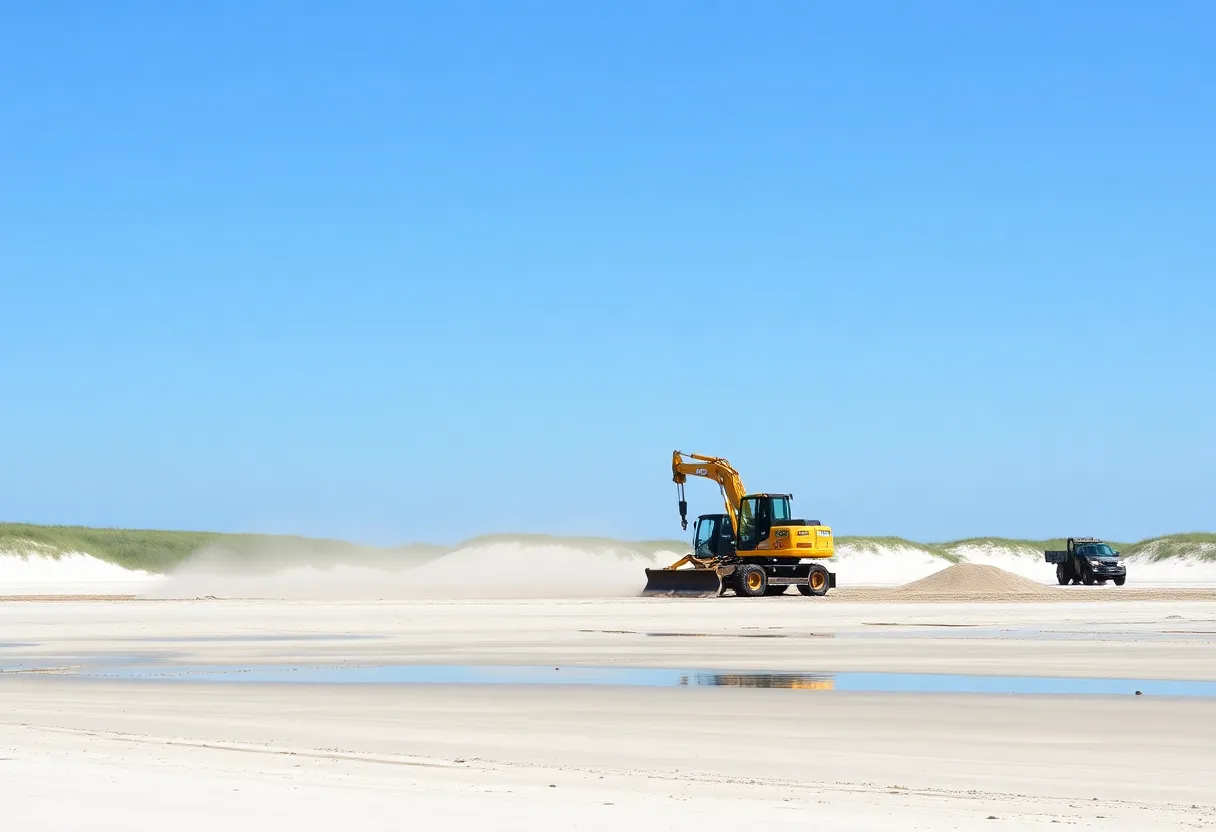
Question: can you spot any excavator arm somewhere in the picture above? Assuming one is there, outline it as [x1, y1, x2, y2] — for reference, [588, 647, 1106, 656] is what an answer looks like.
[671, 451, 746, 535]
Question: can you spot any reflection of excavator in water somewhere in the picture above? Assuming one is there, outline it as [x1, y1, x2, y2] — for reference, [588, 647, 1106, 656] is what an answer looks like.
[680, 673, 836, 690]
[642, 451, 837, 598]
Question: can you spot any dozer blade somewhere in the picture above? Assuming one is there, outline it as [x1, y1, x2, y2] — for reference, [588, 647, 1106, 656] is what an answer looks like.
[641, 567, 724, 598]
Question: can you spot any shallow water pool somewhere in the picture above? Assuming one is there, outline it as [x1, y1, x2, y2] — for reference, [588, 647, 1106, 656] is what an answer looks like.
[63, 662, 1216, 697]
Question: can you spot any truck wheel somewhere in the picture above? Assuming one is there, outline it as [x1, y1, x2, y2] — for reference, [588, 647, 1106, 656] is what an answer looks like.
[1113, 576, 1126, 586]
[798, 564, 830, 597]
[735, 565, 767, 597]
[1056, 564, 1069, 586]
[1083, 571, 1095, 585]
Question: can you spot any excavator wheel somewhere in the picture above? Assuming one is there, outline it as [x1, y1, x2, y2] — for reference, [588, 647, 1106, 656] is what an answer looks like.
[735, 565, 767, 597]
[798, 564, 830, 597]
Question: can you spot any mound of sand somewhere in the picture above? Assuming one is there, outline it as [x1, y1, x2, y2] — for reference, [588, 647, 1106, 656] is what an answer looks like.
[891, 563, 1054, 599]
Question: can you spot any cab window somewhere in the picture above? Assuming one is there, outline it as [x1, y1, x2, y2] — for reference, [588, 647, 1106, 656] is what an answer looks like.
[772, 497, 791, 523]
[738, 498, 757, 544]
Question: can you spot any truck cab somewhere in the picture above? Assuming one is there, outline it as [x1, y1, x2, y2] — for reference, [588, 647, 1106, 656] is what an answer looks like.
[1044, 537, 1127, 586]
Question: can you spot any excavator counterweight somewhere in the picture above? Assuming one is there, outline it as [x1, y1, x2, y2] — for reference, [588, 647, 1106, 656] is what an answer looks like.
[641, 451, 837, 599]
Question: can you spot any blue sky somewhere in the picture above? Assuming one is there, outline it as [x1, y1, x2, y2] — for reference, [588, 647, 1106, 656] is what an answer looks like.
[2, 1, 1213, 545]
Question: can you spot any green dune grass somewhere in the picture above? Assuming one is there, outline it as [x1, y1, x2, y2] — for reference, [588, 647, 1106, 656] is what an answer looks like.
[0, 523, 446, 573]
[835, 534, 1216, 563]
[834, 536, 963, 562]
[1118, 533, 1216, 562]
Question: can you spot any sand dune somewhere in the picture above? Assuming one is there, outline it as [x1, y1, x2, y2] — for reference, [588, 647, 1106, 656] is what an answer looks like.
[5, 533, 1216, 601]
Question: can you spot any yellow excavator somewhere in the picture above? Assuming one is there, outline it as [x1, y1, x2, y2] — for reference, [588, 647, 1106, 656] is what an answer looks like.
[642, 451, 836, 598]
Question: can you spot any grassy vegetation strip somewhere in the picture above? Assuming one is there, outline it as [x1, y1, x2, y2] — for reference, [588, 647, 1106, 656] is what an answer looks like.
[838, 534, 1216, 562]
[0, 524, 442, 573]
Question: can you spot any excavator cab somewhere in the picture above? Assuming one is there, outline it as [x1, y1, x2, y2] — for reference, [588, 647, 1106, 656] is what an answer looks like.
[736, 494, 813, 551]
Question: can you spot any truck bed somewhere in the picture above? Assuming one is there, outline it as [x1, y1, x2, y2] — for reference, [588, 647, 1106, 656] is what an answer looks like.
[1044, 550, 1069, 564]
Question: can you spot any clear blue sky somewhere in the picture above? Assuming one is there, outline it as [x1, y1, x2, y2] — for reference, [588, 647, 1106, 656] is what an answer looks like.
[2, 1, 1212, 545]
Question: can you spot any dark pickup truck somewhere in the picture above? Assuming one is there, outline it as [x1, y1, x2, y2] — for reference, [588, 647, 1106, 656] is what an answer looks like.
[1045, 537, 1127, 586]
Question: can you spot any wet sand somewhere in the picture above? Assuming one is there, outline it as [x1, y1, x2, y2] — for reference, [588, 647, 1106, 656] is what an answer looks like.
[3, 595, 1216, 829]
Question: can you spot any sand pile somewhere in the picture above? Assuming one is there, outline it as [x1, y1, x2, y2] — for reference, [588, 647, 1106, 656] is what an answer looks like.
[825, 562, 1063, 602]
[894, 563, 1053, 597]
